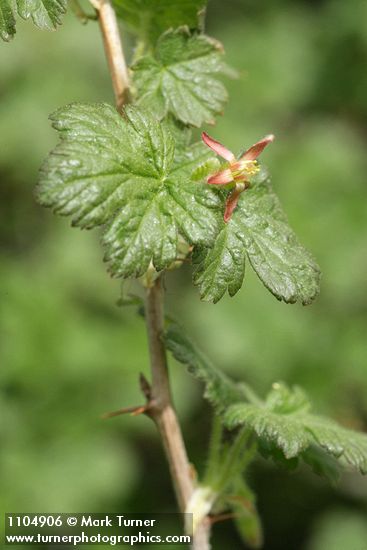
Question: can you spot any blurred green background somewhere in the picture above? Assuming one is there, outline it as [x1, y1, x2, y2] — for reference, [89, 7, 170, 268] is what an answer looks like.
[1, 0, 367, 548]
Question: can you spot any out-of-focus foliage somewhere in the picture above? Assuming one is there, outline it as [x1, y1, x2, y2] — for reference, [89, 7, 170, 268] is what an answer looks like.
[1, 0, 367, 548]
[166, 323, 367, 475]
[0, 0, 67, 41]
[306, 509, 367, 550]
[112, 0, 206, 44]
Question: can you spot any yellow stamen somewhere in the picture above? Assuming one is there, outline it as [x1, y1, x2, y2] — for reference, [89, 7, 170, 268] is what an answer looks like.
[231, 159, 260, 179]
[244, 160, 260, 176]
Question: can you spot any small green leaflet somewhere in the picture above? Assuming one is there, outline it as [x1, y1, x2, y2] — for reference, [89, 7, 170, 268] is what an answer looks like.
[37, 103, 223, 278]
[132, 29, 228, 127]
[0, 0, 66, 41]
[166, 325, 367, 476]
[113, 0, 206, 45]
[224, 383, 367, 474]
[193, 178, 321, 305]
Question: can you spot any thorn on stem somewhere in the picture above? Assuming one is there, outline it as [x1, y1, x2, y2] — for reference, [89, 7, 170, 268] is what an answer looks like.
[101, 404, 149, 419]
[102, 374, 154, 420]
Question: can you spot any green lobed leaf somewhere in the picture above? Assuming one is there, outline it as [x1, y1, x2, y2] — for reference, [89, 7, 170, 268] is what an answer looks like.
[265, 381, 310, 414]
[165, 323, 367, 477]
[0, 0, 66, 41]
[17, 0, 66, 28]
[132, 28, 228, 127]
[113, 0, 206, 44]
[224, 383, 367, 474]
[193, 177, 321, 305]
[164, 321, 252, 411]
[162, 114, 192, 149]
[37, 103, 223, 278]
[192, 223, 246, 303]
[257, 439, 300, 471]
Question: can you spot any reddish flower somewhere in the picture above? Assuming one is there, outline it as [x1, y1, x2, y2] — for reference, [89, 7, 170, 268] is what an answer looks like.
[202, 132, 274, 222]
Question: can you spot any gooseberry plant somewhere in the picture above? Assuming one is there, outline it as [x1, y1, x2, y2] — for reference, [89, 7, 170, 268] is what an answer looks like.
[3, 0, 367, 548]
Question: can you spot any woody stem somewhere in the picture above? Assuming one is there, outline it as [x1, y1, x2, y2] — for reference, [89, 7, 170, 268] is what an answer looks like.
[91, 2, 212, 547]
